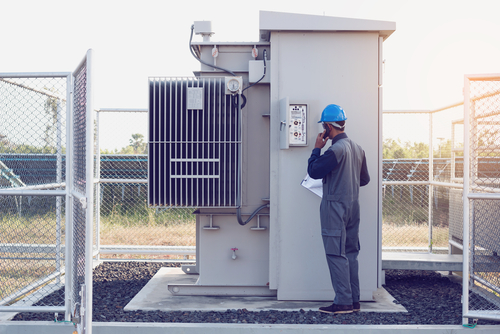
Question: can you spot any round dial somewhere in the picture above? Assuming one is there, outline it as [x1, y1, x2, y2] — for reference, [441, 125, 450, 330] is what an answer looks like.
[227, 78, 240, 93]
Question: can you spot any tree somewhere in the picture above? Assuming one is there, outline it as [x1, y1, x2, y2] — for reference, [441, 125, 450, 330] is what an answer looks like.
[43, 88, 61, 153]
[383, 138, 429, 159]
[100, 134, 147, 155]
[128, 133, 147, 154]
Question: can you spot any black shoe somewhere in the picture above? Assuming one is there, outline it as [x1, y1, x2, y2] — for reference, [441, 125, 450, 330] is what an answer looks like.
[353, 302, 360, 312]
[319, 303, 353, 314]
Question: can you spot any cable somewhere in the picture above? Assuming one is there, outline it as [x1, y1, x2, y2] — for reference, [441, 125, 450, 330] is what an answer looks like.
[237, 203, 270, 226]
[241, 49, 267, 109]
[242, 49, 267, 93]
[189, 25, 236, 77]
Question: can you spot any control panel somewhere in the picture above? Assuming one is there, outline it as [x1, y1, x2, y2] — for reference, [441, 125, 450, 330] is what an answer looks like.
[280, 97, 307, 149]
[288, 104, 307, 146]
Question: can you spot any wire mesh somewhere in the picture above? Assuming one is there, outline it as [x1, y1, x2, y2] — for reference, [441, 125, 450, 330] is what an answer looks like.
[72, 63, 88, 307]
[97, 110, 195, 260]
[0, 196, 66, 307]
[467, 78, 500, 314]
[382, 184, 430, 251]
[382, 113, 431, 252]
[0, 76, 67, 308]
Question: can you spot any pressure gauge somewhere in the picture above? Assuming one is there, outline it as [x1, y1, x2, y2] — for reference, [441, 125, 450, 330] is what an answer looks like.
[225, 76, 242, 95]
[227, 78, 240, 93]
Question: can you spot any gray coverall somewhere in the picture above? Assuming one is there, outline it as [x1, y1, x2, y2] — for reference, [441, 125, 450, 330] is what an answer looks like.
[308, 132, 370, 305]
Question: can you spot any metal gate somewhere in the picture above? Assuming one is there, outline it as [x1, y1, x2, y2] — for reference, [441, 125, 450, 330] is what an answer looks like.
[0, 50, 94, 333]
[462, 74, 500, 322]
[70, 50, 94, 334]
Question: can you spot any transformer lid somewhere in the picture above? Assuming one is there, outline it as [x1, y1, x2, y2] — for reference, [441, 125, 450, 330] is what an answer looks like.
[259, 11, 396, 42]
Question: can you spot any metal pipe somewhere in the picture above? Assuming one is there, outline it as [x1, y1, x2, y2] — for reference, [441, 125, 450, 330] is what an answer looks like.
[382, 181, 464, 189]
[0, 182, 66, 191]
[84, 49, 94, 334]
[448, 239, 463, 250]
[0, 190, 66, 196]
[462, 76, 471, 325]
[0, 271, 62, 306]
[97, 108, 147, 113]
[428, 113, 433, 253]
[383, 181, 429, 186]
[467, 193, 500, 200]
[0, 306, 66, 313]
[96, 110, 101, 260]
[430, 181, 463, 189]
[0, 72, 71, 78]
[470, 273, 500, 299]
[55, 96, 63, 286]
[463, 312, 500, 322]
[64, 72, 73, 321]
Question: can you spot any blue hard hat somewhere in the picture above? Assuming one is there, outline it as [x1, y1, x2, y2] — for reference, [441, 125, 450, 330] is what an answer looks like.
[318, 104, 347, 123]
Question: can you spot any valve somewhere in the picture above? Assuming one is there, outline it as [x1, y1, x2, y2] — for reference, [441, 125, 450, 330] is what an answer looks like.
[231, 247, 238, 260]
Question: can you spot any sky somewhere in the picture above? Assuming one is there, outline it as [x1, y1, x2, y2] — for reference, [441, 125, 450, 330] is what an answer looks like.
[2, 0, 500, 149]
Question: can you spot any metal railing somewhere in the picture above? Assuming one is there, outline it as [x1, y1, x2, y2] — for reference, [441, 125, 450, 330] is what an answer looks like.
[382, 101, 464, 253]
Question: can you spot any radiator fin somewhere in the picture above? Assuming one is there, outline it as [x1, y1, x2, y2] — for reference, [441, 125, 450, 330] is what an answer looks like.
[148, 77, 240, 208]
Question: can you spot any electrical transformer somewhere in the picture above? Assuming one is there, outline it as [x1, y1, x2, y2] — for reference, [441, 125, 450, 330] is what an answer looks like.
[148, 11, 395, 301]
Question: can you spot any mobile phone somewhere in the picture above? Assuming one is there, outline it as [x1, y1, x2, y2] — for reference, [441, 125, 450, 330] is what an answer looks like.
[322, 123, 330, 139]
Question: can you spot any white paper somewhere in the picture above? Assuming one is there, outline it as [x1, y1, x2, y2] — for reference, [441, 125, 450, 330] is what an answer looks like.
[301, 174, 323, 198]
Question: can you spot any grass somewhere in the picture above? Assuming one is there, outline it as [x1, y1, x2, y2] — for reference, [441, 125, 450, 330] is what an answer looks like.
[382, 222, 449, 248]
[99, 222, 195, 246]
[99, 204, 196, 246]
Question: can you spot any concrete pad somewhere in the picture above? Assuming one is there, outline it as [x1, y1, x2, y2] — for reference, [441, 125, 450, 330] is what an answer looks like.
[125, 268, 406, 313]
[382, 253, 463, 271]
[3, 322, 500, 334]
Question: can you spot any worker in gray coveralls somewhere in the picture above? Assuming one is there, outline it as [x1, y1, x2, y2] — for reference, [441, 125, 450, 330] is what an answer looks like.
[307, 104, 370, 314]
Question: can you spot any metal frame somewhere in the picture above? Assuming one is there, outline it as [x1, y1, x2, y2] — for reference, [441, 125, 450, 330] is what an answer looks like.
[70, 49, 94, 334]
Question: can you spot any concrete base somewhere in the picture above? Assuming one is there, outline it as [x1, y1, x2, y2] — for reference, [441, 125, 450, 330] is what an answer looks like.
[125, 267, 406, 313]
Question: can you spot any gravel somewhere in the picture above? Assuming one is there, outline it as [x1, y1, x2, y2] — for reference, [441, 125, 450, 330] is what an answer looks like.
[12, 262, 500, 325]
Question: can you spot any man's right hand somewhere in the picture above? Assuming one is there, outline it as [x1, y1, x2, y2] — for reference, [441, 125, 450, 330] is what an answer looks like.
[315, 130, 328, 149]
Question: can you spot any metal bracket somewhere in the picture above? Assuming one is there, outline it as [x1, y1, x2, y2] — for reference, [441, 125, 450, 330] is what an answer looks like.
[71, 191, 87, 209]
[203, 214, 220, 230]
[79, 197, 87, 209]
[250, 214, 267, 231]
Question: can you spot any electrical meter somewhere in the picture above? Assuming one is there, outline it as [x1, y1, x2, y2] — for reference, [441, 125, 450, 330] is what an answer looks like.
[225, 76, 243, 95]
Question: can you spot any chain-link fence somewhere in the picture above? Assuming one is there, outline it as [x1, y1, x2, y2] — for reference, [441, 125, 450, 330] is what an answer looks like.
[95, 109, 196, 261]
[463, 75, 500, 321]
[0, 75, 68, 311]
[382, 103, 464, 253]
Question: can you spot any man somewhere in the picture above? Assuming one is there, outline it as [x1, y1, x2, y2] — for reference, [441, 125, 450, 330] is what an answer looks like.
[307, 104, 370, 314]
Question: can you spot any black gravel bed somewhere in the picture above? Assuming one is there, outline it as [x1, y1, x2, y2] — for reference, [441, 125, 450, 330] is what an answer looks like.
[12, 262, 500, 325]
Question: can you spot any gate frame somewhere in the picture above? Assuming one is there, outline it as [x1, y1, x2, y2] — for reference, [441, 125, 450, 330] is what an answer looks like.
[0, 72, 72, 318]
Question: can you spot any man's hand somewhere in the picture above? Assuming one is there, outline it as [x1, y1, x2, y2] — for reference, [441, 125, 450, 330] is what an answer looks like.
[315, 130, 328, 149]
